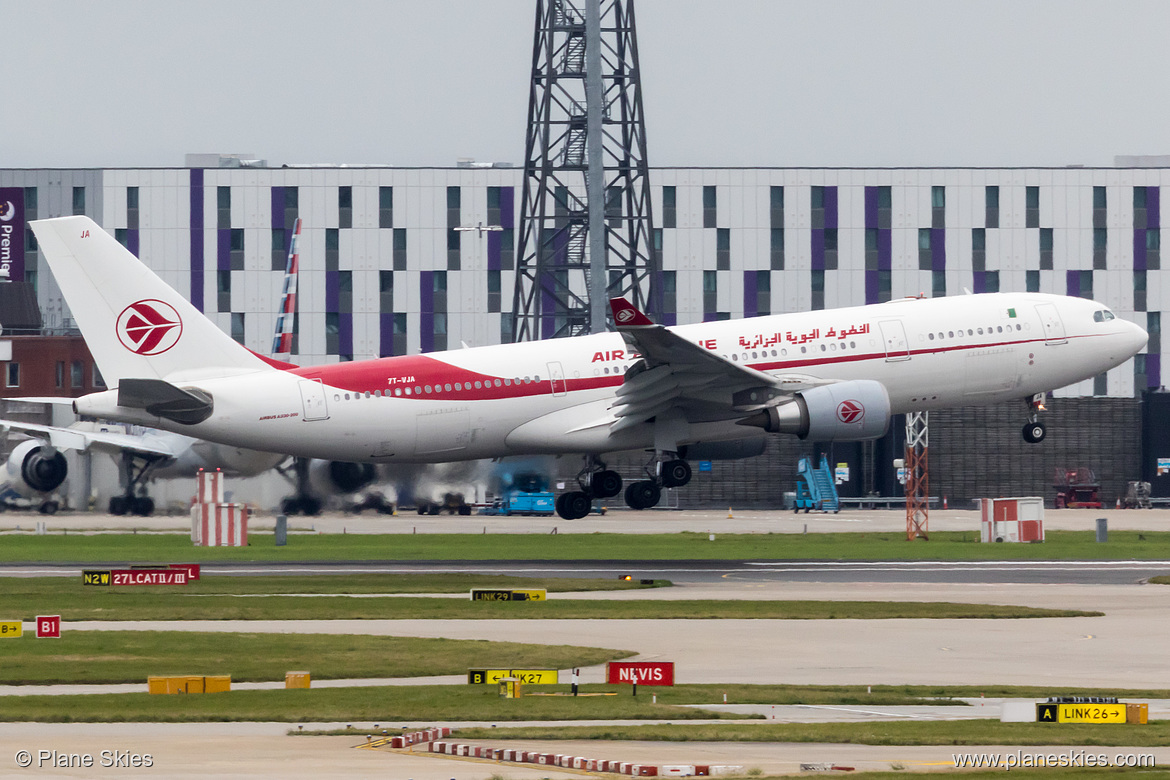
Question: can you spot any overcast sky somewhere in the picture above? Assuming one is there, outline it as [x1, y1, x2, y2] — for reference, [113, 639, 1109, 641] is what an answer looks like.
[4, 0, 1170, 169]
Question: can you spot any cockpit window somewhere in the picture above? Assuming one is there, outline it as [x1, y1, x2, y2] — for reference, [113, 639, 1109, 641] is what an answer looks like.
[1093, 310, 1116, 322]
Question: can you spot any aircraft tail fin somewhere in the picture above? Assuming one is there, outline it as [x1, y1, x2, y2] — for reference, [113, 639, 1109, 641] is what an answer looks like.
[30, 216, 269, 385]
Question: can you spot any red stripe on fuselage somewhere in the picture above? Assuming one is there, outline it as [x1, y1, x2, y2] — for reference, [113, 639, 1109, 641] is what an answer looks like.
[285, 333, 1098, 402]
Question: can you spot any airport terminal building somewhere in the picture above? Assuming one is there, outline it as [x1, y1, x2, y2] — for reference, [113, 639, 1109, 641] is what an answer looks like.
[1, 161, 1166, 506]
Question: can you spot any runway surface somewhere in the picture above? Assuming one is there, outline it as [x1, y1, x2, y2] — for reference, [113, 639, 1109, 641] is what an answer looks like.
[3, 508, 1168, 778]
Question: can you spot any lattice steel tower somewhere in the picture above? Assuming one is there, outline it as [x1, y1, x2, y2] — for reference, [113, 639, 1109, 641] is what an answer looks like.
[511, 0, 658, 341]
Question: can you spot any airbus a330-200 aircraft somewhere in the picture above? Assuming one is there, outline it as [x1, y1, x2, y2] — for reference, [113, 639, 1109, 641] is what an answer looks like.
[29, 216, 1147, 519]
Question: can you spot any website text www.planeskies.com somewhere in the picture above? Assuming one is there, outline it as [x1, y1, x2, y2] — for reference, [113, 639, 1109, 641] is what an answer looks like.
[953, 750, 1155, 770]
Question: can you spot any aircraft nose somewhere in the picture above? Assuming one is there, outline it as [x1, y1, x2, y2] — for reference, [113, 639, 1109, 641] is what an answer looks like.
[1127, 319, 1150, 355]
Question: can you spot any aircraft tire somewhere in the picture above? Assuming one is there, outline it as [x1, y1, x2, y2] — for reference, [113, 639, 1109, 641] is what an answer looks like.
[281, 497, 301, 516]
[625, 480, 661, 510]
[661, 459, 692, 488]
[562, 491, 592, 520]
[133, 496, 155, 516]
[39, 501, 59, 515]
[1022, 422, 1046, 443]
[301, 496, 323, 516]
[109, 496, 128, 516]
[592, 470, 622, 499]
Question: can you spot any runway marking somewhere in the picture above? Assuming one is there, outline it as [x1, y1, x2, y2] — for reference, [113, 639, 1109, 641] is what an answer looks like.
[795, 704, 936, 719]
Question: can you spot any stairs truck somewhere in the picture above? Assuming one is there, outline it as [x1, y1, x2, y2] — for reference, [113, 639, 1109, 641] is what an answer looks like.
[794, 455, 840, 513]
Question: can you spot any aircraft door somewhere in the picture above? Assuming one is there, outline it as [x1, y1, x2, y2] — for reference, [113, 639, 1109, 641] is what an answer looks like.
[547, 361, 567, 396]
[1035, 304, 1068, 345]
[298, 379, 329, 421]
[878, 320, 910, 361]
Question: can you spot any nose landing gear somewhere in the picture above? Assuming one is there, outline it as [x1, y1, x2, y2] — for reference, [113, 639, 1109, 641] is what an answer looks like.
[1022, 393, 1047, 443]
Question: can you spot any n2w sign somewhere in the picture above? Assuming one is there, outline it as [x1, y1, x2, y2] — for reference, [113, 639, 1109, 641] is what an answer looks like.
[606, 661, 674, 686]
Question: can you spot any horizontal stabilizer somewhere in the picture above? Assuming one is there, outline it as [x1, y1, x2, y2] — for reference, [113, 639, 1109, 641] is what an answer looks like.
[118, 378, 213, 425]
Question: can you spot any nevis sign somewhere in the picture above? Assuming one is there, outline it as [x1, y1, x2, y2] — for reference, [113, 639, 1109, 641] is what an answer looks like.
[606, 661, 674, 686]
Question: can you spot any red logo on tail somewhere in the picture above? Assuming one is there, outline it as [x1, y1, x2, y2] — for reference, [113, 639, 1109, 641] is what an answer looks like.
[116, 300, 183, 355]
[836, 400, 864, 424]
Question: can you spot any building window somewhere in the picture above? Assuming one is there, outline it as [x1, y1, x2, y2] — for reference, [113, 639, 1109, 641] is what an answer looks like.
[380, 270, 394, 313]
[770, 227, 784, 270]
[811, 186, 825, 229]
[271, 228, 287, 271]
[716, 228, 730, 270]
[230, 313, 246, 343]
[325, 312, 340, 354]
[379, 186, 393, 228]
[393, 228, 407, 270]
[338, 186, 352, 229]
[230, 228, 245, 270]
[71, 361, 83, 388]
[755, 270, 771, 317]
[918, 228, 932, 270]
[487, 270, 501, 313]
[702, 186, 716, 228]
[5, 363, 18, 388]
[971, 228, 986, 272]
[1025, 186, 1039, 228]
[1147, 229, 1161, 270]
[127, 186, 139, 230]
[823, 228, 838, 270]
[447, 228, 461, 270]
[72, 186, 86, 215]
[1093, 186, 1106, 230]
[217, 186, 231, 228]
[661, 186, 676, 228]
[433, 312, 448, 352]
[487, 186, 502, 226]
[770, 186, 784, 227]
[217, 270, 231, 312]
[500, 227, 514, 270]
[446, 186, 461, 228]
[931, 185, 945, 228]
[1093, 227, 1107, 269]
[1134, 270, 1147, 312]
[55, 361, 64, 388]
[702, 269, 717, 315]
[811, 269, 824, 311]
[865, 227, 879, 270]
[876, 185, 891, 228]
[1026, 269, 1040, 293]
[115, 228, 128, 248]
[662, 270, 677, 315]
[93, 366, 105, 388]
[1040, 228, 1054, 270]
[983, 270, 999, 293]
[985, 186, 999, 228]
[932, 270, 946, 298]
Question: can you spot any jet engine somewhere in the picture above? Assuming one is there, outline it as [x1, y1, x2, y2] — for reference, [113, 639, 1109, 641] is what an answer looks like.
[742, 380, 891, 441]
[2, 440, 69, 500]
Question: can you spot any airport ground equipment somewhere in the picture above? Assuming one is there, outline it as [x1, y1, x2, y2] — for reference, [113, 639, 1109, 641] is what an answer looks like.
[1054, 466, 1102, 508]
[1123, 480, 1152, 509]
[793, 455, 839, 513]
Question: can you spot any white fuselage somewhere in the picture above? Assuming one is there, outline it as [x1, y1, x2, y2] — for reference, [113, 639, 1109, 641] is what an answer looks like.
[73, 293, 1147, 464]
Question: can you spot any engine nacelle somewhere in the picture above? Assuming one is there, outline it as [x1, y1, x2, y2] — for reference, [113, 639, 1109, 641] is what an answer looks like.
[2, 440, 69, 500]
[743, 380, 891, 442]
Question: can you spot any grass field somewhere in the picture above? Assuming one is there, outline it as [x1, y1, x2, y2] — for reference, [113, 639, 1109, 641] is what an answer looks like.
[3, 529, 1170, 562]
[449, 719, 1170, 747]
[0, 631, 634, 685]
[0, 684, 746, 723]
[0, 576, 1098, 621]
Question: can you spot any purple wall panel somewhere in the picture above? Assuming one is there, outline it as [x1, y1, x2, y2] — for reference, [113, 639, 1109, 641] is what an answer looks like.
[811, 230, 825, 271]
[420, 271, 434, 353]
[216, 229, 230, 272]
[487, 231, 501, 271]
[1066, 270, 1080, 297]
[127, 229, 139, 258]
[972, 270, 986, 294]
[379, 313, 394, 357]
[1134, 230, 1147, 271]
[1148, 353, 1162, 389]
[864, 186, 878, 227]
[743, 270, 758, 318]
[825, 187, 838, 229]
[931, 228, 946, 272]
[189, 169, 204, 311]
[500, 187, 515, 228]
[865, 270, 878, 304]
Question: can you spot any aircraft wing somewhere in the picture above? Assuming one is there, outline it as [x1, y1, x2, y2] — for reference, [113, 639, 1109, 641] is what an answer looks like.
[0, 420, 180, 460]
[608, 298, 830, 433]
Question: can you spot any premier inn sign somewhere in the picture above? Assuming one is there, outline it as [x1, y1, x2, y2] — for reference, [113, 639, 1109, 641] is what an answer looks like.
[0, 189, 24, 281]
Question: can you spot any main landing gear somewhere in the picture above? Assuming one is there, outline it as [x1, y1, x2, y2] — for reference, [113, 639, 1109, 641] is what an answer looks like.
[556, 449, 679, 515]
[1022, 393, 1047, 444]
[554, 457, 623, 520]
[624, 455, 693, 510]
[108, 451, 162, 516]
[278, 457, 323, 516]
